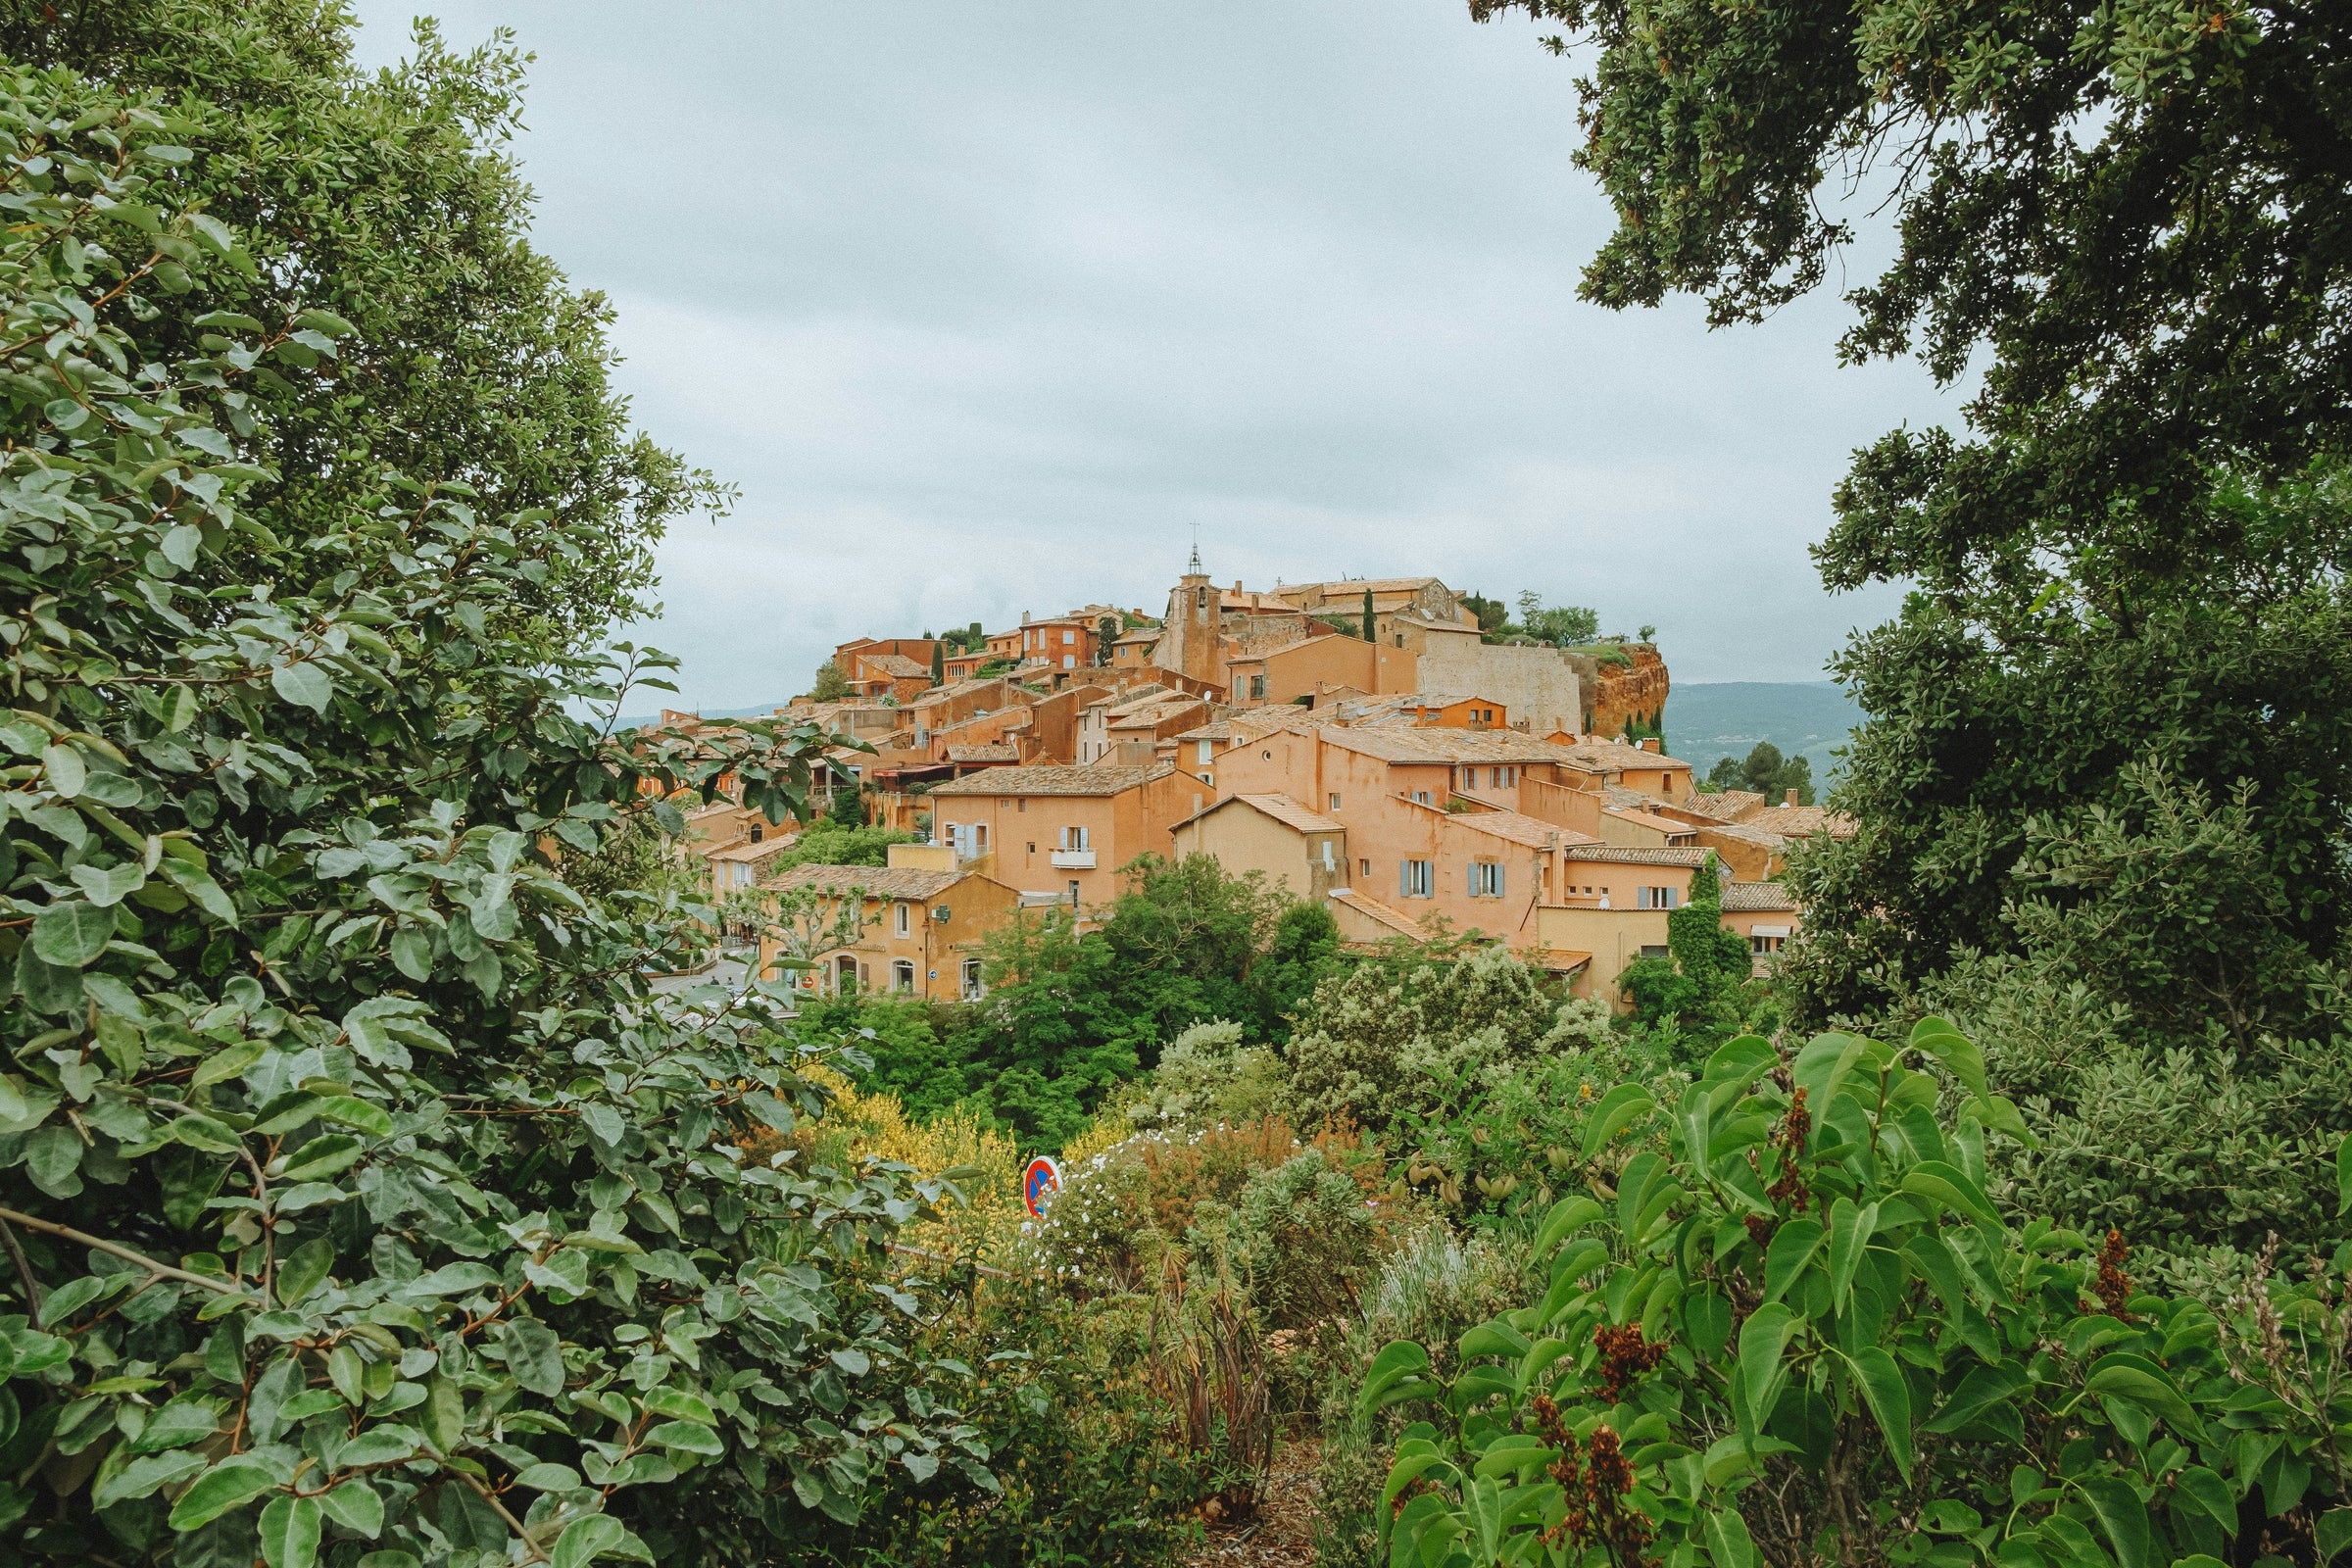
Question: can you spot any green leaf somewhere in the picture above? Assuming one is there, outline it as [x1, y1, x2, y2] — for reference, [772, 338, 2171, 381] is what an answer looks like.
[31, 901, 114, 967]
[2173, 1467, 2237, 1535]
[1764, 1217, 1825, 1302]
[314, 1096, 393, 1137]
[390, 926, 431, 982]
[69, 860, 146, 908]
[552, 1513, 653, 1568]
[2316, 1507, 2352, 1563]
[259, 1493, 323, 1568]
[1846, 1346, 1914, 1480]
[1924, 1362, 2029, 1435]
[279, 1133, 363, 1182]
[2083, 1355, 2196, 1428]
[422, 1372, 466, 1453]
[514, 1463, 583, 1492]
[333, 1427, 419, 1467]
[91, 1448, 208, 1507]
[270, 662, 333, 712]
[2078, 1475, 2151, 1568]
[1826, 1199, 1878, 1312]
[1581, 1084, 1653, 1158]
[646, 1419, 724, 1455]
[1534, 1196, 1603, 1256]
[2338, 1133, 2352, 1218]
[158, 857, 238, 922]
[1908, 1017, 1986, 1098]
[1738, 1301, 1797, 1427]
[168, 1454, 277, 1529]
[274, 1237, 335, 1305]
[190, 1038, 267, 1090]
[505, 1317, 564, 1396]
[640, 1387, 716, 1424]
[1704, 1503, 1762, 1568]
[1899, 1161, 2002, 1228]
[320, 1479, 383, 1538]
[39, 744, 84, 797]
[1791, 1031, 1871, 1110]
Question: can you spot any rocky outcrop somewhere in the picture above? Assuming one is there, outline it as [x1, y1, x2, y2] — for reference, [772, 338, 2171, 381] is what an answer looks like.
[1569, 644, 1669, 739]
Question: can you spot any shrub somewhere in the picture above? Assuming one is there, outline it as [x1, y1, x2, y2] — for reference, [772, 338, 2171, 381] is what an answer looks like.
[1313, 1224, 1531, 1566]
[0, 66, 973, 1567]
[1124, 1019, 1287, 1132]
[1360, 1020, 2352, 1568]
[1284, 947, 1594, 1132]
[1189, 1148, 1377, 1334]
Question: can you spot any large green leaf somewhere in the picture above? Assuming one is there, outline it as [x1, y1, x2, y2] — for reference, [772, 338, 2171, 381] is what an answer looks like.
[30, 901, 114, 967]
[1763, 1217, 1826, 1302]
[167, 1455, 277, 1529]
[259, 1493, 322, 1568]
[1846, 1346, 1914, 1480]
[1737, 1302, 1798, 1427]
[1581, 1083, 1654, 1158]
[2078, 1476, 2152, 1568]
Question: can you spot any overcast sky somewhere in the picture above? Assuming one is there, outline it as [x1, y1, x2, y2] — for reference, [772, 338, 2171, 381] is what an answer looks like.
[349, 2, 1954, 711]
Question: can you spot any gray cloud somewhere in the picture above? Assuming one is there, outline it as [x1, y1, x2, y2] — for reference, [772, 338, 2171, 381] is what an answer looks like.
[352, 0, 1952, 710]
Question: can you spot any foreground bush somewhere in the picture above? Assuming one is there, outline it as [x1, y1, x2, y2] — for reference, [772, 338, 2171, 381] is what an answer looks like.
[0, 66, 973, 1568]
[1364, 1021, 2352, 1568]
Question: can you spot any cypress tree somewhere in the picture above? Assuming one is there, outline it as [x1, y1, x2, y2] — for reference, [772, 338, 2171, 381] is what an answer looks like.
[1362, 587, 1377, 642]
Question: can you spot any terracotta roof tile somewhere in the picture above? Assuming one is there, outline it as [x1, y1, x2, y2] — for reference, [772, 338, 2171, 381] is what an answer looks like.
[1228, 793, 1346, 833]
[1560, 845, 1713, 866]
[1721, 880, 1801, 912]
[929, 763, 1174, 798]
[767, 864, 965, 900]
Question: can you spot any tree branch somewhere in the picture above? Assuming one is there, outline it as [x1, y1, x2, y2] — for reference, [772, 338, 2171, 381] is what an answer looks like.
[0, 1206, 259, 1303]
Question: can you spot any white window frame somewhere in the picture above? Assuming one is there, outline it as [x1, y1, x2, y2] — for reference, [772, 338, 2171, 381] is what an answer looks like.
[1470, 861, 1503, 898]
[1401, 859, 1433, 899]
[891, 959, 915, 991]
[894, 903, 911, 937]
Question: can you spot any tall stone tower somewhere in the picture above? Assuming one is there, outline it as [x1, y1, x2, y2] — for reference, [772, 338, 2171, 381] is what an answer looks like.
[1152, 546, 1223, 688]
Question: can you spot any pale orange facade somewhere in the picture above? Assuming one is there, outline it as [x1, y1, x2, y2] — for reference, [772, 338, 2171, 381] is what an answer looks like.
[927, 763, 1205, 917]
[757, 851, 1021, 1002]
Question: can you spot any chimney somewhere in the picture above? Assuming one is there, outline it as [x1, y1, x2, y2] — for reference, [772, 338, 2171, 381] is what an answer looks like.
[1233, 580, 1243, 593]
[1641, 737, 1660, 753]
[1786, 788, 1798, 807]
[1021, 611, 1031, 625]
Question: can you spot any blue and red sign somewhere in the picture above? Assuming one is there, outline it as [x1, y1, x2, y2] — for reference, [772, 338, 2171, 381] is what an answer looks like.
[1022, 1155, 1062, 1216]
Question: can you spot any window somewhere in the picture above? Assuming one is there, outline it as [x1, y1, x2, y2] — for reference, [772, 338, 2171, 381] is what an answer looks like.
[749, 823, 763, 843]
[1061, 654, 1075, 669]
[1198, 771, 1211, 784]
[1196, 739, 1212, 764]
[1410, 790, 1432, 806]
[1234, 677, 1248, 700]
[1637, 886, 1680, 910]
[1400, 859, 1434, 899]
[1469, 861, 1504, 898]
[730, 862, 751, 888]
[1750, 935, 1786, 956]
[1067, 879, 1082, 904]
[894, 903, 911, 937]
[1059, 825, 1091, 851]
[1329, 792, 1341, 810]
[1016, 798, 1026, 812]
[1639, 945, 1671, 958]
[1359, 858, 1371, 879]
[976, 824, 988, 851]
[1250, 675, 1267, 700]
[891, 959, 915, 992]
[961, 957, 985, 999]
[1062, 630, 1075, 645]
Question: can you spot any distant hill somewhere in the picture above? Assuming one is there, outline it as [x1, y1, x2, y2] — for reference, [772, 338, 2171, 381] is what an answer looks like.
[1664, 681, 1859, 784]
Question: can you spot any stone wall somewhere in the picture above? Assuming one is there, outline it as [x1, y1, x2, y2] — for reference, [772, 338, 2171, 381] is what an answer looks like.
[1413, 643, 1585, 736]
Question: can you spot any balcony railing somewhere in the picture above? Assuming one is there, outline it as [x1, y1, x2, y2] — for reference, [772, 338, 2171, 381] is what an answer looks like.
[1049, 849, 1097, 869]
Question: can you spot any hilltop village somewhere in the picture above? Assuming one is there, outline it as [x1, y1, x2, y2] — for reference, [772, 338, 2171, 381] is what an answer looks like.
[656, 558, 1843, 1006]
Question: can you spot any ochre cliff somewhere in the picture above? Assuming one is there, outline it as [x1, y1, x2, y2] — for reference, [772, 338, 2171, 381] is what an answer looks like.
[1578, 644, 1669, 738]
